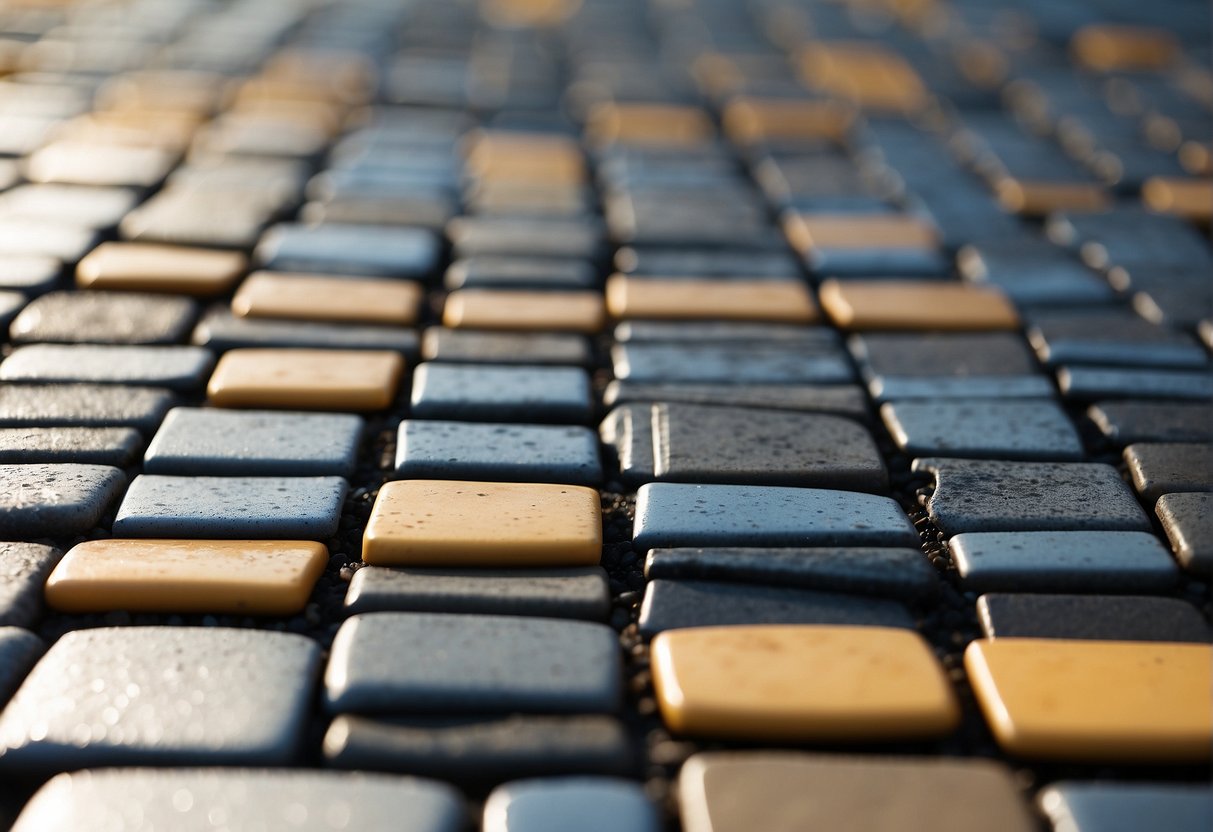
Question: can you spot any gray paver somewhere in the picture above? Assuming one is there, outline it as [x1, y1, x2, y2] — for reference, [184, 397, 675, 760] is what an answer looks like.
[0, 384, 174, 434]
[256, 223, 440, 277]
[483, 777, 660, 832]
[193, 310, 419, 355]
[0, 255, 60, 294]
[977, 594, 1211, 642]
[396, 420, 601, 485]
[633, 483, 919, 550]
[850, 333, 1052, 400]
[616, 247, 800, 278]
[345, 567, 611, 620]
[0, 344, 214, 390]
[9, 291, 197, 345]
[949, 531, 1179, 592]
[447, 216, 605, 260]
[144, 408, 363, 477]
[1027, 311, 1208, 368]
[0, 626, 321, 771]
[324, 613, 621, 715]
[0, 542, 61, 627]
[914, 459, 1152, 535]
[1058, 366, 1213, 401]
[113, 475, 348, 538]
[613, 343, 853, 384]
[1124, 443, 1213, 504]
[0, 464, 125, 537]
[0, 183, 137, 229]
[604, 381, 870, 420]
[1088, 401, 1213, 444]
[445, 256, 598, 290]
[0, 628, 42, 707]
[882, 400, 1085, 460]
[958, 240, 1117, 306]
[1156, 492, 1213, 574]
[11, 768, 467, 832]
[615, 322, 839, 344]
[1038, 783, 1212, 832]
[422, 328, 592, 366]
[0, 427, 142, 466]
[0, 219, 96, 261]
[410, 364, 593, 423]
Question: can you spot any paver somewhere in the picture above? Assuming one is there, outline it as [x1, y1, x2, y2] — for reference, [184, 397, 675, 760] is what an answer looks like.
[0, 427, 142, 466]
[615, 321, 838, 344]
[25, 141, 176, 187]
[232, 271, 423, 325]
[0, 344, 214, 391]
[651, 625, 958, 741]
[881, 400, 1085, 460]
[144, 408, 363, 477]
[1088, 401, 1213, 444]
[193, 309, 420, 354]
[11, 769, 467, 832]
[614, 246, 800, 278]
[112, 475, 347, 538]
[447, 216, 605, 260]
[958, 239, 1117, 306]
[0, 464, 125, 538]
[75, 242, 247, 295]
[410, 363, 592, 423]
[396, 421, 601, 485]
[0, 218, 97, 261]
[784, 213, 947, 274]
[207, 348, 404, 411]
[0, 628, 41, 707]
[0, 255, 60, 294]
[1038, 783, 1213, 832]
[613, 342, 853, 384]
[678, 752, 1037, 832]
[1058, 366, 1213, 401]
[483, 778, 660, 832]
[1027, 309, 1208, 367]
[914, 459, 1151, 534]
[605, 275, 818, 322]
[256, 223, 440, 277]
[325, 613, 621, 714]
[0, 542, 61, 628]
[965, 638, 1212, 762]
[422, 328, 592, 365]
[445, 256, 598, 290]
[604, 381, 869, 419]
[0, 626, 321, 771]
[0, 183, 137, 229]
[0, 385, 174, 434]
[977, 594, 1211, 642]
[1124, 443, 1213, 503]
[443, 289, 606, 334]
[45, 539, 329, 615]
[1156, 492, 1213, 574]
[633, 483, 919, 550]
[820, 280, 1019, 330]
[9, 291, 197, 345]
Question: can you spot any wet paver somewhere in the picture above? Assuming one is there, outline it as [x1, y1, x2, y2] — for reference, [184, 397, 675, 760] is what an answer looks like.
[0, 542, 61, 627]
[1087, 401, 1213, 444]
[977, 594, 1211, 642]
[1058, 366, 1213, 401]
[0, 344, 214, 391]
[613, 342, 852, 384]
[1027, 310, 1208, 368]
[9, 291, 196, 345]
[0, 464, 126, 538]
[396, 421, 601, 485]
[1156, 492, 1213, 574]
[422, 328, 592, 366]
[483, 777, 660, 832]
[882, 400, 1085, 460]
[0, 385, 174, 434]
[0, 427, 142, 466]
[604, 381, 869, 420]
[850, 333, 1052, 400]
[1124, 443, 1213, 503]
[410, 363, 593, 423]
[193, 309, 420, 354]
[256, 223, 440, 277]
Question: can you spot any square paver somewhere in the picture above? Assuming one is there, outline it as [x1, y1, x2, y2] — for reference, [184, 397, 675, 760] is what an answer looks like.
[0, 542, 61, 627]
[232, 271, 423, 325]
[255, 223, 440, 277]
[76, 242, 247, 295]
[977, 594, 1211, 642]
[208, 348, 404, 411]
[483, 777, 660, 832]
[193, 310, 420, 355]
[9, 291, 197, 344]
[0, 427, 142, 466]
[410, 363, 593, 423]
[0, 464, 126, 538]
[396, 421, 601, 485]
[881, 400, 1085, 460]
[0, 344, 214, 391]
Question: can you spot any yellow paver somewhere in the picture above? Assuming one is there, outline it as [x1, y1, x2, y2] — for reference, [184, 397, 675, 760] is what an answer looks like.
[995, 178, 1111, 216]
[1071, 25, 1179, 72]
[783, 213, 939, 256]
[443, 289, 606, 333]
[77, 242, 247, 296]
[586, 103, 715, 147]
[605, 275, 819, 323]
[207, 348, 404, 411]
[1142, 177, 1213, 222]
[231, 271, 422, 325]
[819, 279, 1019, 331]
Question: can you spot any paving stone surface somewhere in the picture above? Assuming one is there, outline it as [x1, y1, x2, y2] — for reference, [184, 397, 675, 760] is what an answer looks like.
[1058, 366, 1213, 401]
[606, 275, 818, 323]
[881, 400, 1085, 460]
[602, 403, 886, 490]
[207, 349, 404, 411]
[613, 342, 853, 384]
[0, 255, 60, 294]
[0, 626, 321, 771]
[444, 289, 605, 334]
[644, 547, 938, 600]
[0, 218, 97, 261]
[634, 483, 919, 550]
[914, 459, 1152, 534]
[410, 364, 593, 423]
[396, 421, 601, 485]
[1124, 443, 1213, 503]
[483, 777, 660, 832]
[0, 427, 142, 466]
[1156, 492, 1213, 574]
[325, 613, 621, 715]
[0, 344, 214, 390]
[256, 223, 440, 277]
[1027, 310, 1209, 368]
[9, 291, 197, 345]
[112, 475, 348, 538]
[0, 385, 175, 434]
[958, 239, 1118, 306]
[76, 241, 247, 295]
[977, 594, 1212, 642]
[445, 256, 599, 290]
[324, 714, 635, 782]
[615, 246, 800, 278]
[603, 381, 870, 419]
[345, 566, 611, 619]
[144, 408, 364, 477]
[0, 542, 61, 627]
[679, 752, 1037, 832]
[447, 216, 605, 260]
[1038, 783, 1213, 832]
[820, 279, 1019, 331]
[232, 272, 422, 326]
[11, 769, 467, 832]
[948, 531, 1179, 592]
[1088, 401, 1213, 444]
[614, 322, 839, 344]
[0, 464, 126, 538]
[193, 309, 420, 354]
[0, 628, 42, 707]
[638, 579, 914, 636]
[422, 328, 592, 366]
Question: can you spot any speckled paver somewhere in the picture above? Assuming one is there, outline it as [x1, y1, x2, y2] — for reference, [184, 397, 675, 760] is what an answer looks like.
[193, 310, 419, 355]
[144, 408, 364, 477]
[914, 459, 1152, 535]
[0, 255, 60, 294]
[978, 594, 1211, 642]
[445, 256, 598, 290]
[9, 291, 196, 344]
[396, 420, 601, 485]
[0, 628, 41, 707]
[881, 400, 1085, 460]
[112, 475, 347, 538]
[1038, 783, 1212, 832]
[256, 223, 440, 277]
[604, 381, 870, 420]
[410, 364, 593, 423]
[0, 427, 142, 466]
[632, 483, 919, 550]
[0, 542, 61, 629]
[1058, 366, 1213, 401]
[1156, 492, 1213, 574]
[1027, 310, 1208, 368]
[0, 384, 174, 434]
[613, 343, 853, 384]
[483, 778, 660, 832]
[11, 769, 467, 832]
[602, 403, 886, 490]
[0, 626, 321, 772]
[422, 328, 592, 366]
[345, 567, 611, 620]
[1124, 443, 1213, 504]
[644, 547, 938, 600]
[0, 464, 125, 538]
[324, 613, 621, 715]
[948, 531, 1179, 592]
[1088, 401, 1213, 444]
[0, 345, 214, 391]
[447, 216, 605, 260]
[324, 714, 635, 782]
[638, 579, 913, 637]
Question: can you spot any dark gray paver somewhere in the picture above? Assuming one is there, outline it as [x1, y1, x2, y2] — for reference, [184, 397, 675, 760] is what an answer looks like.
[423, 328, 592, 366]
[324, 613, 621, 715]
[633, 483, 919, 550]
[193, 310, 419, 354]
[615, 322, 839, 344]
[345, 566, 611, 620]
[602, 403, 886, 490]
[1088, 401, 1213, 444]
[615, 246, 800, 278]
[604, 381, 870, 420]
[882, 400, 1085, 461]
[9, 291, 196, 344]
[0, 542, 61, 627]
[644, 547, 938, 600]
[447, 216, 605, 260]
[396, 420, 601, 485]
[1156, 492, 1213, 574]
[483, 777, 660, 832]
[0, 628, 42, 707]
[1038, 783, 1212, 832]
[637, 579, 913, 637]
[11, 768, 466, 832]
[0, 464, 125, 537]
[112, 475, 348, 538]
[0, 345, 214, 390]
[0, 255, 60, 294]
[958, 239, 1117, 306]
[0, 626, 321, 772]
[977, 594, 1211, 642]
[325, 714, 635, 782]
[0, 427, 142, 466]
[410, 364, 593, 423]
[1027, 310, 1208, 368]
[144, 408, 363, 477]
[914, 459, 1152, 535]
[1124, 443, 1213, 504]
[0, 384, 174, 434]
[256, 223, 440, 277]
[1058, 366, 1213, 401]
[612, 343, 853, 384]
[445, 256, 598, 290]
[949, 531, 1179, 592]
